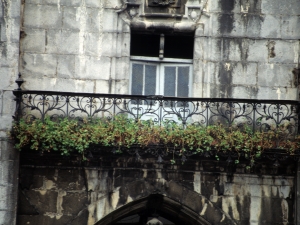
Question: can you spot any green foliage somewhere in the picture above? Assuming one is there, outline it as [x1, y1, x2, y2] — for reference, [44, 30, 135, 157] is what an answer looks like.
[11, 116, 300, 164]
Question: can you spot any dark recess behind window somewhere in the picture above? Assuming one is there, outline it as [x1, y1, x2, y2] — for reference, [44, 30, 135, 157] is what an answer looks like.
[130, 33, 194, 59]
[130, 33, 160, 57]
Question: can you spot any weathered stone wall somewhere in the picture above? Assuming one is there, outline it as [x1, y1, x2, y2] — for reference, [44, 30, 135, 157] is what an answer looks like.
[0, 0, 21, 224]
[17, 156, 296, 225]
[19, 0, 300, 99]
[195, 0, 300, 99]
[20, 0, 129, 94]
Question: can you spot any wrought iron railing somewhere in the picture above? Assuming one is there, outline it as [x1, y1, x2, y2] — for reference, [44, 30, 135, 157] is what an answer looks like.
[12, 89, 300, 166]
[13, 90, 300, 133]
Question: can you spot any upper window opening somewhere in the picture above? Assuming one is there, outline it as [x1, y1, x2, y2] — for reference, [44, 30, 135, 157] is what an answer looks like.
[130, 32, 194, 59]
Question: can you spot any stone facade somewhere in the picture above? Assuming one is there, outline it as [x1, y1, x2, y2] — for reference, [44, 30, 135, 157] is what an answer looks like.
[19, 0, 300, 99]
[17, 154, 297, 225]
[0, 0, 299, 224]
[0, 0, 21, 224]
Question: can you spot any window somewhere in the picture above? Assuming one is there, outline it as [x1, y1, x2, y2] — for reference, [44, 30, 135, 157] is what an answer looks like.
[130, 31, 194, 98]
[130, 62, 192, 97]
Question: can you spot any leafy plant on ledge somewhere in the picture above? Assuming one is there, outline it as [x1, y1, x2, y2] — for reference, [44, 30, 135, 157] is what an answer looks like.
[11, 116, 300, 166]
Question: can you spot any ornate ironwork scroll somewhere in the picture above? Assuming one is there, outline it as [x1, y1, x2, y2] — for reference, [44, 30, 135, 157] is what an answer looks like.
[13, 90, 300, 133]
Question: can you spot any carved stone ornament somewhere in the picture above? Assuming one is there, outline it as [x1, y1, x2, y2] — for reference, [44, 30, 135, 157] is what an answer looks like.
[151, 0, 175, 6]
[147, 218, 163, 225]
[148, 0, 181, 8]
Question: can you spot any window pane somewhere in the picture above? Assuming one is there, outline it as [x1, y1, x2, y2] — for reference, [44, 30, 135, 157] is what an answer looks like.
[164, 67, 176, 97]
[131, 64, 144, 95]
[144, 65, 157, 96]
[177, 66, 189, 97]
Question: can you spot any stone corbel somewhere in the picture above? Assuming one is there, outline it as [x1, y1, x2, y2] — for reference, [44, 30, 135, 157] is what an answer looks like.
[116, 0, 141, 19]
[184, 0, 208, 22]
[186, 6, 201, 22]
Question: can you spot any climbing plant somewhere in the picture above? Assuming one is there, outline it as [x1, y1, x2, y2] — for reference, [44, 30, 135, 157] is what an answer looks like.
[11, 116, 300, 165]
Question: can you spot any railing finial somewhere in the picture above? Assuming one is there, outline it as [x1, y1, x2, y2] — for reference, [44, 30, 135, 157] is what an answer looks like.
[15, 73, 24, 90]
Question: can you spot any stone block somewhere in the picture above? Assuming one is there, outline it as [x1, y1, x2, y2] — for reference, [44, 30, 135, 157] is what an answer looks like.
[20, 28, 46, 53]
[120, 32, 130, 57]
[281, 16, 300, 39]
[84, 32, 101, 56]
[192, 82, 203, 97]
[61, 78, 95, 93]
[0, 187, 17, 210]
[46, 29, 79, 54]
[232, 62, 257, 85]
[101, 32, 118, 57]
[7, 18, 21, 43]
[56, 169, 85, 191]
[0, 67, 12, 90]
[269, 40, 299, 64]
[0, 115, 13, 131]
[60, 0, 81, 6]
[24, 189, 58, 213]
[57, 54, 75, 79]
[0, 160, 18, 186]
[86, 0, 102, 8]
[231, 85, 259, 99]
[1, 43, 19, 67]
[115, 57, 130, 80]
[0, 210, 16, 225]
[222, 38, 242, 61]
[95, 79, 109, 93]
[23, 4, 63, 29]
[247, 39, 269, 62]
[75, 56, 111, 80]
[256, 86, 283, 100]
[0, 141, 19, 161]
[245, 14, 264, 38]
[0, 22, 7, 42]
[102, 9, 119, 32]
[257, 63, 294, 88]
[261, 0, 300, 16]
[23, 77, 95, 93]
[1, 91, 15, 115]
[104, 0, 121, 9]
[17, 215, 72, 225]
[229, 13, 247, 37]
[21, 53, 58, 77]
[195, 61, 220, 84]
[202, 13, 221, 37]
[62, 6, 81, 31]
[194, 37, 204, 60]
[260, 14, 281, 38]
[198, 37, 222, 61]
[115, 79, 129, 95]
[62, 192, 88, 214]
[86, 7, 101, 33]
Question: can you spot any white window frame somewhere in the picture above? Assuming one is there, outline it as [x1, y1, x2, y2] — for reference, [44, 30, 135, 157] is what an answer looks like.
[129, 56, 193, 97]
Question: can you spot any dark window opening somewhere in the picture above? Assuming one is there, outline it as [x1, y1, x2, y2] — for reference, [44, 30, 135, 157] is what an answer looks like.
[130, 32, 194, 59]
[130, 33, 160, 57]
[164, 35, 194, 59]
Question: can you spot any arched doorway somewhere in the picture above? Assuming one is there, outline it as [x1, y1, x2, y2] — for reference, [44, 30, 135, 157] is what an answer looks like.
[95, 194, 211, 225]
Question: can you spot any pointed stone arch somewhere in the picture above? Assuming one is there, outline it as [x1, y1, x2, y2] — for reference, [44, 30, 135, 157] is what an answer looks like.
[91, 180, 236, 225]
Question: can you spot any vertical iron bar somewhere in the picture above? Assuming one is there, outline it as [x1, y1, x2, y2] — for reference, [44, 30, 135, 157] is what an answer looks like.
[253, 103, 256, 133]
[277, 103, 279, 129]
[206, 101, 209, 128]
[42, 95, 45, 122]
[66, 96, 69, 118]
[89, 97, 92, 118]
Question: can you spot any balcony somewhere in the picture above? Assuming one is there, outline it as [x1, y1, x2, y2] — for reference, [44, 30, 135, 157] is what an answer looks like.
[12, 89, 300, 170]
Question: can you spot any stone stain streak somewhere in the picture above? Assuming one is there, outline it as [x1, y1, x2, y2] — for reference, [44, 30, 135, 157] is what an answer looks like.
[219, 0, 234, 34]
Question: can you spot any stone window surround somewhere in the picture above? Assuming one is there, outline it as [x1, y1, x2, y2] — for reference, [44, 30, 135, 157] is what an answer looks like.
[127, 20, 203, 97]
